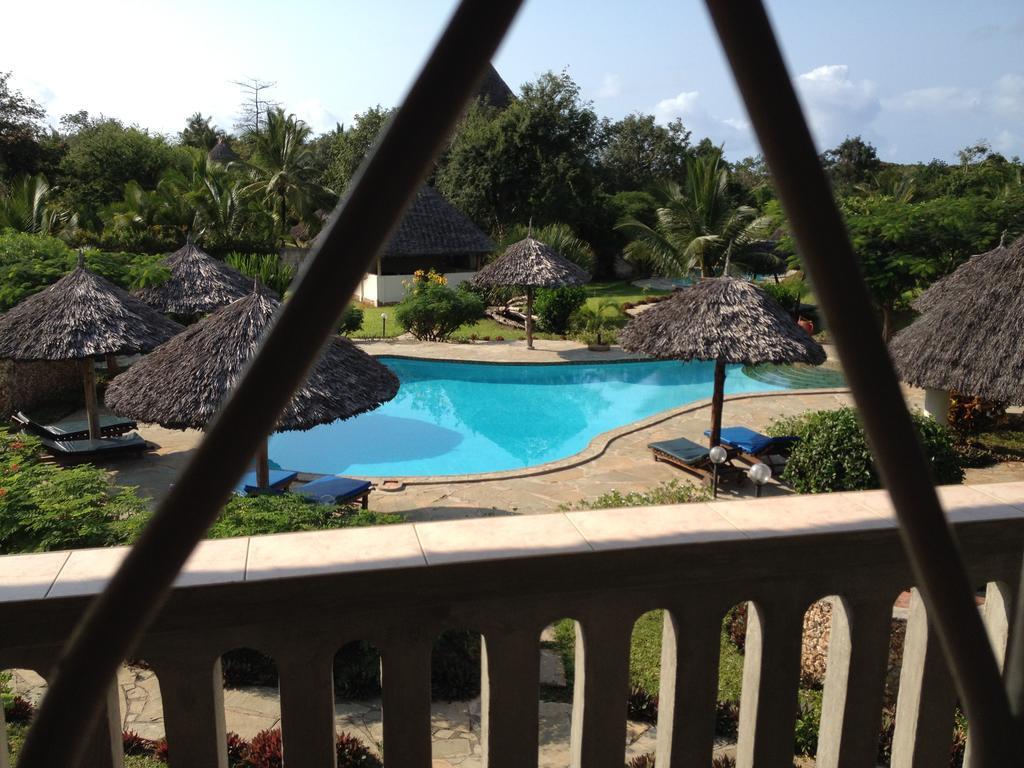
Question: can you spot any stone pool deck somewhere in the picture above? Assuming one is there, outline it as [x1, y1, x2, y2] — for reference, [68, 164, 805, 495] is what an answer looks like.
[104, 337, 1024, 518]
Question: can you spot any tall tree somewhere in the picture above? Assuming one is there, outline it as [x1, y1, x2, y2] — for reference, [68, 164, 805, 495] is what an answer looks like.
[822, 135, 881, 190]
[0, 72, 48, 178]
[437, 71, 602, 233]
[617, 153, 772, 278]
[179, 112, 220, 150]
[242, 108, 330, 238]
[598, 113, 691, 192]
[232, 78, 279, 135]
[323, 106, 394, 192]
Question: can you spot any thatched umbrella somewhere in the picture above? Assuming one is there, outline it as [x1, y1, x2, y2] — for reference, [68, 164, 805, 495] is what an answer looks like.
[135, 241, 266, 320]
[890, 234, 1024, 412]
[0, 256, 183, 440]
[471, 236, 589, 349]
[619, 277, 825, 446]
[105, 289, 399, 488]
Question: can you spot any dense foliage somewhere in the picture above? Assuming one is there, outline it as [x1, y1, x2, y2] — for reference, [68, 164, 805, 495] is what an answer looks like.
[534, 285, 586, 334]
[0, 433, 149, 553]
[767, 407, 964, 492]
[394, 273, 484, 341]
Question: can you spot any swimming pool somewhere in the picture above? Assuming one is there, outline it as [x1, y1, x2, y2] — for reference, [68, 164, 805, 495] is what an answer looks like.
[268, 356, 835, 478]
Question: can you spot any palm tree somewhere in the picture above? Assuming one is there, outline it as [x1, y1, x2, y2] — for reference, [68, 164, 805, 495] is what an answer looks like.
[0, 174, 78, 237]
[616, 154, 772, 278]
[240, 108, 331, 240]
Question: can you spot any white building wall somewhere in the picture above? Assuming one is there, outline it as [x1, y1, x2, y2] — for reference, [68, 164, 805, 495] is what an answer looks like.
[356, 271, 478, 306]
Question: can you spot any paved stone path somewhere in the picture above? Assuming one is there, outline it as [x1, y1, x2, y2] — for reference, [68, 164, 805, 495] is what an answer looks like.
[9, 652, 664, 767]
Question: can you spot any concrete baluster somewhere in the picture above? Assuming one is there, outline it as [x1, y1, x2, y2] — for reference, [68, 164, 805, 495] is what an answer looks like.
[153, 654, 228, 768]
[380, 636, 432, 767]
[481, 628, 540, 768]
[278, 646, 338, 768]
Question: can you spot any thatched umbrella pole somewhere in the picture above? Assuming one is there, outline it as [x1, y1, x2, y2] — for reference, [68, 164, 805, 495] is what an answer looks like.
[525, 286, 535, 349]
[709, 358, 727, 447]
[80, 359, 101, 440]
[255, 441, 271, 488]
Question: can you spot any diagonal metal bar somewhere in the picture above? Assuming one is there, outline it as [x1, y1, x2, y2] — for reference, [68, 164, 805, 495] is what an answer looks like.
[14, 1, 524, 765]
[702, 0, 1018, 762]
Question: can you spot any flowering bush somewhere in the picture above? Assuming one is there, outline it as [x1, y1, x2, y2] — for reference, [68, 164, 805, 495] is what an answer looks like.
[394, 279, 484, 341]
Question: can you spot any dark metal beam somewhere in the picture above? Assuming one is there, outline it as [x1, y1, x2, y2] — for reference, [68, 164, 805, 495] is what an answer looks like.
[702, 0, 1018, 762]
[14, 1, 525, 765]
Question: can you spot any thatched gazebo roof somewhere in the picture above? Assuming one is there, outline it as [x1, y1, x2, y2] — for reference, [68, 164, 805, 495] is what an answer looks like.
[207, 136, 239, 164]
[383, 185, 494, 259]
[0, 265, 183, 361]
[620, 277, 825, 448]
[105, 290, 399, 432]
[471, 237, 590, 289]
[476, 64, 514, 109]
[619, 277, 825, 365]
[135, 242, 266, 318]
[912, 235, 1011, 315]
[890, 234, 1024, 404]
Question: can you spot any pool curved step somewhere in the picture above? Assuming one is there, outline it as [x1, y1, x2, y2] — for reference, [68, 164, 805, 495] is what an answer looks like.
[741, 363, 847, 390]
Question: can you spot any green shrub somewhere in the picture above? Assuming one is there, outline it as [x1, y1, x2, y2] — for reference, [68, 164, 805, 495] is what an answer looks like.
[766, 407, 964, 493]
[339, 304, 364, 334]
[226, 252, 295, 295]
[205, 495, 399, 540]
[794, 689, 822, 756]
[759, 279, 801, 312]
[431, 630, 481, 700]
[0, 432, 150, 553]
[0, 230, 74, 311]
[394, 280, 484, 341]
[534, 285, 586, 334]
[561, 480, 710, 510]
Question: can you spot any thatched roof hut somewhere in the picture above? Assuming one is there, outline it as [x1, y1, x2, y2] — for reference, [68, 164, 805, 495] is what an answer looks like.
[476, 64, 514, 109]
[912, 234, 1010, 315]
[0, 262, 183, 440]
[620, 277, 825, 445]
[0, 266, 182, 362]
[890, 234, 1024, 404]
[471, 236, 590, 349]
[135, 242, 265, 319]
[207, 136, 239, 164]
[106, 290, 399, 432]
[383, 185, 494, 260]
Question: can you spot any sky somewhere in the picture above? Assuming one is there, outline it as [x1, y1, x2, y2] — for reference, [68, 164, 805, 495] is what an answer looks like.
[3, 0, 1023, 163]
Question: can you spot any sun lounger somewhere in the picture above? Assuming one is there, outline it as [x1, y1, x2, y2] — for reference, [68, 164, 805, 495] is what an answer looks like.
[39, 432, 150, 461]
[295, 476, 373, 509]
[13, 410, 138, 441]
[704, 426, 798, 470]
[234, 469, 299, 496]
[648, 437, 741, 484]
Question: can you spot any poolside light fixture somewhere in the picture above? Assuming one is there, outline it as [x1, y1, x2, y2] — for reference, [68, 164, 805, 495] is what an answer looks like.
[748, 462, 772, 497]
[709, 444, 728, 498]
[381, 312, 387, 339]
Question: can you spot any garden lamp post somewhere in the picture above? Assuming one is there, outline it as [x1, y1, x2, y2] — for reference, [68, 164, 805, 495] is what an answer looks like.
[381, 312, 387, 339]
[748, 462, 772, 498]
[709, 444, 728, 499]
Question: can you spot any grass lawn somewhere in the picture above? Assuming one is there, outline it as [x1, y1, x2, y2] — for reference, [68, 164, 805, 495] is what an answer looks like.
[966, 414, 1024, 458]
[551, 609, 746, 702]
[348, 280, 670, 341]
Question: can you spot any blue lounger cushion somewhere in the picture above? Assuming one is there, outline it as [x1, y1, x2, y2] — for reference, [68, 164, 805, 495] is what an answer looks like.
[234, 469, 299, 496]
[648, 437, 709, 465]
[296, 475, 372, 504]
[704, 426, 797, 455]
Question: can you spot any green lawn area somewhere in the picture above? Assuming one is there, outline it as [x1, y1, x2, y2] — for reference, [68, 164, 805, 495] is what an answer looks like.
[551, 609, 746, 702]
[348, 280, 670, 341]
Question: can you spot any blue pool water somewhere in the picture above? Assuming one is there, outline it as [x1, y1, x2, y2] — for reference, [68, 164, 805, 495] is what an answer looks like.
[268, 356, 793, 477]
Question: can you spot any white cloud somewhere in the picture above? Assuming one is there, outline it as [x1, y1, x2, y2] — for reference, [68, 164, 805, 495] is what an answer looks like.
[597, 74, 621, 99]
[883, 86, 981, 113]
[654, 90, 755, 156]
[794, 64, 879, 148]
[992, 74, 1024, 119]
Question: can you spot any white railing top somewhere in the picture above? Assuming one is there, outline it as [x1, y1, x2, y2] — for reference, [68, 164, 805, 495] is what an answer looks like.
[3, 482, 1024, 605]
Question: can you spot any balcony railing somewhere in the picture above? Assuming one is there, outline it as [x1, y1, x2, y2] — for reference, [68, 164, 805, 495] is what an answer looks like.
[3, 482, 1022, 768]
